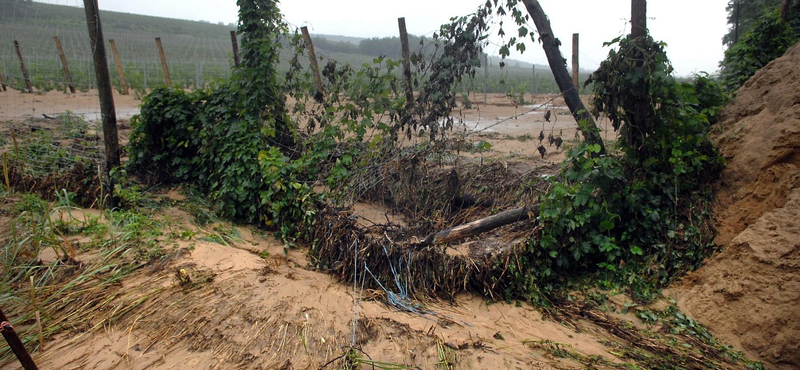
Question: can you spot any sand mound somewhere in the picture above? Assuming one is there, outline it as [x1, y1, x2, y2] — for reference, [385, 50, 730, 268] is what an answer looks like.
[670, 42, 800, 369]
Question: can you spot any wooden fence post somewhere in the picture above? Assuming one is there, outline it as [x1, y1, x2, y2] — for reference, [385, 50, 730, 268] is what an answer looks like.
[398, 17, 414, 107]
[484, 53, 488, 104]
[13, 41, 33, 93]
[84, 0, 121, 209]
[531, 64, 536, 102]
[108, 39, 129, 95]
[155, 37, 171, 86]
[230, 30, 241, 67]
[572, 33, 579, 92]
[631, 0, 647, 38]
[300, 26, 324, 100]
[195, 60, 203, 89]
[53, 36, 76, 93]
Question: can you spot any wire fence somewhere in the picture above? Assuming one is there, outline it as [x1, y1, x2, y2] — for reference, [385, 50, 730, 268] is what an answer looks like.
[0, 0, 597, 208]
[0, 24, 235, 94]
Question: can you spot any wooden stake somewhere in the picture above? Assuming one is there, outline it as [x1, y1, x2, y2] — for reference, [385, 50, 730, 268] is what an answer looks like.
[108, 39, 129, 95]
[398, 18, 414, 107]
[631, 0, 647, 39]
[531, 64, 536, 102]
[300, 26, 324, 100]
[155, 37, 171, 86]
[484, 53, 488, 105]
[195, 60, 203, 89]
[0, 308, 39, 370]
[13, 41, 33, 93]
[53, 36, 76, 93]
[572, 33, 579, 91]
[230, 30, 241, 67]
[520, 0, 605, 155]
[84, 0, 120, 209]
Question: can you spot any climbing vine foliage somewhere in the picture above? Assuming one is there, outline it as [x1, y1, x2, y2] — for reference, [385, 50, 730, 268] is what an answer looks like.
[519, 35, 728, 301]
[127, 0, 497, 243]
[128, 0, 313, 239]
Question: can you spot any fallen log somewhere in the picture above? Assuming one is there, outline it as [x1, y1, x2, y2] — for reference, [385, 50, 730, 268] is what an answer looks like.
[418, 205, 539, 247]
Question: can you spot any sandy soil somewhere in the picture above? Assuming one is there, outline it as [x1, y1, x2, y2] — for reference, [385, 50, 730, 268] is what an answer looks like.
[0, 89, 141, 123]
[667, 42, 800, 370]
[0, 200, 641, 370]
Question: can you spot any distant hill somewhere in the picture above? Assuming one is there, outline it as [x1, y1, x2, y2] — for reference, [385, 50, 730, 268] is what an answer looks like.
[1, 0, 233, 37]
[0, 0, 566, 94]
[316, 34, 364, 45]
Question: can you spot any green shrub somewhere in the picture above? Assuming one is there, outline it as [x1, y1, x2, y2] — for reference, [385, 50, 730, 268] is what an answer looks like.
[127, 87, 208, 184]
[521, 36, 727, 302]
[720, 7, 799, 92]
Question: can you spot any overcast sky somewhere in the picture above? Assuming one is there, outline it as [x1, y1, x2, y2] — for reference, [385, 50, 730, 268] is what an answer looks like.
[35, 0, 729, 76]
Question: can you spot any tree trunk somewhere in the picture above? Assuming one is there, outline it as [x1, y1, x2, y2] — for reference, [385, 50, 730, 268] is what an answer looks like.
[84, 0, 120, 209]
[520, 0, 605, 155]
[631, 0, 647, 39]
[782, 0, 799, 21]
[418, 206, 537, 247]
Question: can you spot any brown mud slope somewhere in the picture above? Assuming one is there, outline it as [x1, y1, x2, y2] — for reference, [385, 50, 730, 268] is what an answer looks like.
[670, 42, 800, 369]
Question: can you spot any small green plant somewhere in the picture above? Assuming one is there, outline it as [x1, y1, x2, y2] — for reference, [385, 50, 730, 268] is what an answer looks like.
[472, 140, 492, 166]
[436, 340, 458, 370]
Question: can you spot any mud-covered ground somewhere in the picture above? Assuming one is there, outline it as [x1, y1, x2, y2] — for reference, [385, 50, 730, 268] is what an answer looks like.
[2, 54, 797, 369]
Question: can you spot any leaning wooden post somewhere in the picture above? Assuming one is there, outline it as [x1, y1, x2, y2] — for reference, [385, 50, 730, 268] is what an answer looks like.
[84, 0, 121, 209]
[300, 26, 324, 100]
[229, 30, 241, 67]
[1, 308, 40, 370]
[631, 0, 647, 39]
[108, 39, 129, 95]
[571, 33, 579, 91]
[155, 37, 171, 86]
[13, 41, 33, 93]
[53, 36, 76, 93]
[520, 0, 605, 154]
[398, 17, 414, 108]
